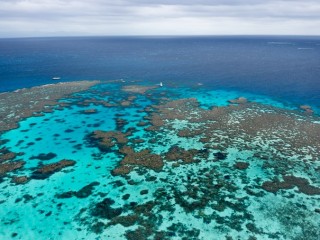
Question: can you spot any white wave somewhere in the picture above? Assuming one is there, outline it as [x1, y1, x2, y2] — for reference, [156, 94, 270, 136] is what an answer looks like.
[298, 48, 314, 50]
[267, 42, 293, 45]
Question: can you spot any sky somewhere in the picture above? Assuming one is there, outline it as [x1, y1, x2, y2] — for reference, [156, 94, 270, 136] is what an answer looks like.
[0, 0, 320, 37]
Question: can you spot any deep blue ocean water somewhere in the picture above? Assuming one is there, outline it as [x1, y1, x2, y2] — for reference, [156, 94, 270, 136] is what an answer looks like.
[0, 36, 319, 107]
[1, 37, 320, 239]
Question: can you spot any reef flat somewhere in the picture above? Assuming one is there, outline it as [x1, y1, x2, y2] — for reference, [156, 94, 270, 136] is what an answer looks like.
[0, 80, 100, 132]
[0, 81, 319, 239]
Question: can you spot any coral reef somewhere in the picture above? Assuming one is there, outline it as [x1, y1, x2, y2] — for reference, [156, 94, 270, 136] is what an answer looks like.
[146, 98, 320, 161]
[55, 182, 100, 199]
[122, 85, 157, 94]
[91, 198, 123, 219]
[11, 176, 29, 185]
[1, 81, 320, 239]
[0, 151, 16, 163]
[0, 80, 100, 132]
[80, 109, 98, 114]
[300, 105, 314, 114]
[31, 159, 76, 179]
[113, 147, 163, 176]
[234, 162, 250, 170]
[88, 130, 129, 151]
[228, 97, 248, 104]
[0, 161, 25, 176]
[30, 153, 57, 161]
[165, 146, 200, 164]
[262, 175, 320, 195]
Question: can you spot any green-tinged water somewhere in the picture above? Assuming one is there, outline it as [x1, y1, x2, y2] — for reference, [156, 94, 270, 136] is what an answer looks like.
[0, 81, 319, 240]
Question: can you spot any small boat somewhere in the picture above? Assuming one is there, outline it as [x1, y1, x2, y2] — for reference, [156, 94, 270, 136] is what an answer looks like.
[52, 77, 61, 80]
[159, 82, 163, 87]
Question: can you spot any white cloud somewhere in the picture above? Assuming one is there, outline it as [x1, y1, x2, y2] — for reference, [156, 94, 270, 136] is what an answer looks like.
[0, 0, 319, 37]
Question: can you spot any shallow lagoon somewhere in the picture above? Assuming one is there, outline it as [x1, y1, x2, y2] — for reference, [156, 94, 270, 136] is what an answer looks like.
[0, 81, 319, 240]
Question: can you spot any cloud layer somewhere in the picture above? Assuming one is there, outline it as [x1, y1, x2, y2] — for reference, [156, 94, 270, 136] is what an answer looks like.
[0, 0, 319, 37]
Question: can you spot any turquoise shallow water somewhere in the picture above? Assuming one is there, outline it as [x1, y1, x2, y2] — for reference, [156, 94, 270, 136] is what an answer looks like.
[0, 81, 319, 239]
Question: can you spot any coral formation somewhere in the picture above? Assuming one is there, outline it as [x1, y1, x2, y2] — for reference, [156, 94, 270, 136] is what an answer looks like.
[122, 85, 157, 94]
[262, 175, 320, 195]
[0, 161, 25, 176]
[31, 159, 76, 179]
[0, 81, 100, 132]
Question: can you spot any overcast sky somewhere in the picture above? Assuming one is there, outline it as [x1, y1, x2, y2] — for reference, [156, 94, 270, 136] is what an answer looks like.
[0, 0, 319, 37]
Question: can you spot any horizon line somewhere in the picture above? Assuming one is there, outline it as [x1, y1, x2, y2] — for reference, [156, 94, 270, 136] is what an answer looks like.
[1, 34, 320, 40]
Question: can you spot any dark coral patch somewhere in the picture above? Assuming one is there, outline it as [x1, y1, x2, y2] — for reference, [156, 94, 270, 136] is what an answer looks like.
[177, 128, 203, 138]
[64, 129, 74, 133]
[112, 146, 164, 176]
[88, 130, 129, 152]
[11, 176, 29, 185]
[111, 165, 133, 176]
[72, 182, 100, 198]
[234, 162, 250, 170]
[122, 85, 157, 94]
[56, 182, 100, 199]
[0, 161, 25, 176]
[79, 109, 98, 115]
[91, 198, 123, 220]
[11, 233, 18, 238]
[137, 121, 148, 127]
[90, 221, 105, 234]
[108, 215, 139, 227]
[0, 151, 16, 163]
[122, 194, 130, 200]
[31, 159, 76, 179]
[214, 152, 227, 160]
[262, 179, 294, 193]
[166, 223, 200, 239]
[30, 152, 57, 161]
[73, 144, 82, 150]
[0, 139, 9, 146]
[125, 227, 152, 240]
[165, 146, 205, 164]
[115, 118, 128, 131]
[262, 175, 320, 195]
[166, 146, 191, 163]
[228, 97, 248, 104]
[140, 189, 149, 195]
[283, 175, 320, 195]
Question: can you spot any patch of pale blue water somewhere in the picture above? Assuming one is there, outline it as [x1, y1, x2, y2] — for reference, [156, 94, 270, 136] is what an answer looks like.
[164, 85, 320, 116]
[0, 149, 124, 239]
[172, 86, 294, 109]
[2, 104, 115, 167]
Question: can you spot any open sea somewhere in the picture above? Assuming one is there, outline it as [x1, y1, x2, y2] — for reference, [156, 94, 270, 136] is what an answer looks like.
[0, 36, 320, 239]
[1, 36, 320, 106]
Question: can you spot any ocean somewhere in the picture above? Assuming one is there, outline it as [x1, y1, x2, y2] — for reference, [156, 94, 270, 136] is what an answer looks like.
[0, 36, 320, 107]
[0, 36, 320, 240]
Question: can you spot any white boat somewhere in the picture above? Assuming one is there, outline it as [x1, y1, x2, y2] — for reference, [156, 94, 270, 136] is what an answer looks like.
[52, 77, 61, 80]
[159, 82, 163, 87]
